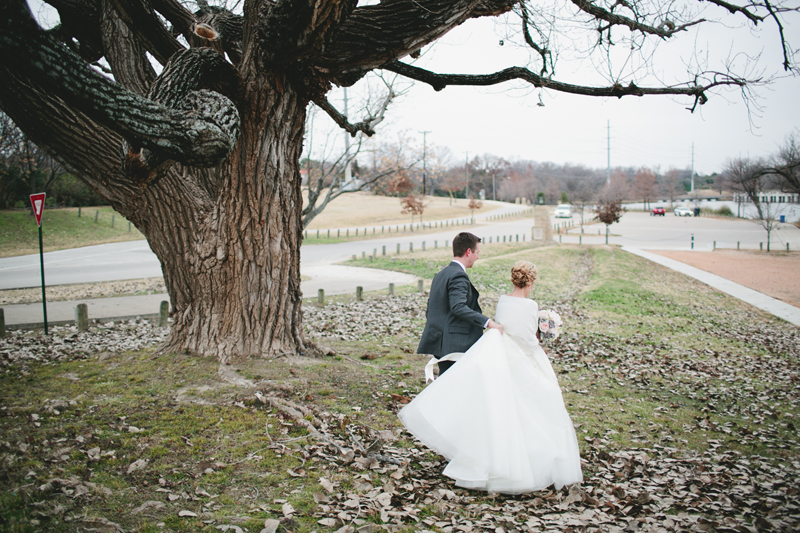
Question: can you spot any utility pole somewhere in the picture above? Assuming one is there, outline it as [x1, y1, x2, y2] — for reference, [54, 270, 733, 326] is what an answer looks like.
[343, 88, 352, 188]
[465, 151, 469, 199]
[606, 120, 611, 185]
[420, 131, 430, 196]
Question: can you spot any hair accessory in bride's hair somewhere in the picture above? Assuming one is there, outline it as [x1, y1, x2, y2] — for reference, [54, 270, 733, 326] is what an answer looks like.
[537, 309, 562, 341]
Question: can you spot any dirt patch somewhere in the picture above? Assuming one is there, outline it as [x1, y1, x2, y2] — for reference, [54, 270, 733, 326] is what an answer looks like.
[650, 249, 800, 308]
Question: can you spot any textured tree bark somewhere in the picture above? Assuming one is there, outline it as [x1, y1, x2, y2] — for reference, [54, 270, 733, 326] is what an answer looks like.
[0, 62, 309, 361]
[154, 76, 310, 359]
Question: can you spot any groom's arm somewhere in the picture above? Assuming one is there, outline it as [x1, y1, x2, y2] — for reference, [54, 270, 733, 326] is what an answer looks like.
[447, 275, 489, 327]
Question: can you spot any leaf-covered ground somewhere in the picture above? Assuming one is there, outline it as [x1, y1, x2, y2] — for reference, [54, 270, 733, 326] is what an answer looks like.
[1, 244, 798, 532]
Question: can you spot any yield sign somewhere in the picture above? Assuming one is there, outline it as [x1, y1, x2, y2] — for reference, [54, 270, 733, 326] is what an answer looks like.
[30, 193, 46, 227]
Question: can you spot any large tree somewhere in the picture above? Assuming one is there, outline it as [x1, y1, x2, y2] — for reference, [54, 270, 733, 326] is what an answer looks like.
[0, 0, 796, 360]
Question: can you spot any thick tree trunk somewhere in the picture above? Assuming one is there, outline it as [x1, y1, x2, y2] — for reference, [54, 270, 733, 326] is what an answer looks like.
[148, 76, 309, 360]
[0, 65, 310, 361]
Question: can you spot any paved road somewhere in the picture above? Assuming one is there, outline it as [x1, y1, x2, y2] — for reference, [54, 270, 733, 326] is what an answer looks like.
[556, 212, 800, 251]
[0, 201, 532, 290]
[3, 208, 799, 290]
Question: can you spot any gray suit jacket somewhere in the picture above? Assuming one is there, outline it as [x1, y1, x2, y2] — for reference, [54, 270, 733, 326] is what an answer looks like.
[417, 262, 489, 359]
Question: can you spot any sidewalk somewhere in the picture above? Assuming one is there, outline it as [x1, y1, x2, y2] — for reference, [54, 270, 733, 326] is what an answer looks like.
[2, 265, 419, 329]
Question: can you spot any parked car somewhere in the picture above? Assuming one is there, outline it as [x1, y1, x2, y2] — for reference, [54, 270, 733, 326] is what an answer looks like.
[674, 206, 693, 217]
[554, 204, 573, 218]
[650, 206, 666, 216]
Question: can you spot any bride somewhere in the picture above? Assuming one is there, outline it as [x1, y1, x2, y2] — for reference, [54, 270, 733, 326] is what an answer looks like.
[399, 260, 583, 494]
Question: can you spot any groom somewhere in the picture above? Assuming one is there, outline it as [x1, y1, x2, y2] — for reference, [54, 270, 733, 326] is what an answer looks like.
[418, 232, 503, 375]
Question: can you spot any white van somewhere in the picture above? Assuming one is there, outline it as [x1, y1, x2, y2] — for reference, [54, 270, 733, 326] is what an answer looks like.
[554, 204, 573, 218]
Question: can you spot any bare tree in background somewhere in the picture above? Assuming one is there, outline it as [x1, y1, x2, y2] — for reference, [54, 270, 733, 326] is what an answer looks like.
[773, 132, 800, 196]
[400, 194, 426, 224]
[1, 0, 797, 360]
[594, 181, 627, 244]
[468, 197, 483, 223]
[566, 175, 604, 232]
[662, 168, 684, 206]
[634, 167, 657, 210]
[725, 157, 786, 251]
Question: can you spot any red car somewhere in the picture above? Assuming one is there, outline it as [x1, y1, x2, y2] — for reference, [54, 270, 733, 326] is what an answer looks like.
[650, 206, 666, 216]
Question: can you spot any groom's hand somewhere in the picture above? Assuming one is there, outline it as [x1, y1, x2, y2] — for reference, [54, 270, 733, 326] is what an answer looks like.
[487, 319, 504, 335]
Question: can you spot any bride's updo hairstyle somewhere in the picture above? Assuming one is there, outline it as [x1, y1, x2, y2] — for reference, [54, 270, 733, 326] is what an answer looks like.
[511, 260, 538, 288]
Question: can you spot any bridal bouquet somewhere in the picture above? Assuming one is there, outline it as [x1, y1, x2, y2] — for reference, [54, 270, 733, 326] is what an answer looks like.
[537, 309, 562, 341]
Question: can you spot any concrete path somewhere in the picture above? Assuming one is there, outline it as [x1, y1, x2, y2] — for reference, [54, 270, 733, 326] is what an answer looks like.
[2, 266, 419, 328]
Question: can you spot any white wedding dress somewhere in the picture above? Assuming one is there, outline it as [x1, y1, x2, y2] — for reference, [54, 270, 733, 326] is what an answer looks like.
[399, 295, 583, 494]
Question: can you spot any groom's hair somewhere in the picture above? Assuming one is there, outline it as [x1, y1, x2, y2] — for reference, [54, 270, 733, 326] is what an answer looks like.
[453, 232, 481, 257]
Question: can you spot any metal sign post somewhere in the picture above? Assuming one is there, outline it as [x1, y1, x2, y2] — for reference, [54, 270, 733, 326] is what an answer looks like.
[29, 193, 48, 335]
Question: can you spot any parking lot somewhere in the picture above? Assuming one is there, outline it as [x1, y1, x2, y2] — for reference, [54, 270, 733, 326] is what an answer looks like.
[557, 211, 800, 251]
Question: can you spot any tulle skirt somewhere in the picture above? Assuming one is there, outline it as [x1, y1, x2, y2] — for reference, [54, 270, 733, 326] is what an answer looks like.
[399, 329, 583, 494]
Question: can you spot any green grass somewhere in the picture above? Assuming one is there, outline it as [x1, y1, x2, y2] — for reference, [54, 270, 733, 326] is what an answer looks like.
[0, 207, 144, 257]
[1, 244, 798, 531]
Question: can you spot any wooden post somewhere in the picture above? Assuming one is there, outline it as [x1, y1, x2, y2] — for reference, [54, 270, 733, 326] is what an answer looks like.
[95, 210, 99, 222]
[397, 243, 401, 254]
[374, 248, 377, 258]
[417, 280, 424, 293]
[75, 303, 89, 331]
[382, 245, 386, 256]
[422, 241, 426, 251]
[111, 215, 115, 228]
[411, 259, 415, 266]
[362, 251, 366, 259]
[0, 308, 5, 338]
[356, 286, 363, 301]
[78, 206, 81, 217]
[318, 289, 325, 306]
[388, 283, 395, 296]
[158, 301, 169, 327]
[409, 242, 414, 253]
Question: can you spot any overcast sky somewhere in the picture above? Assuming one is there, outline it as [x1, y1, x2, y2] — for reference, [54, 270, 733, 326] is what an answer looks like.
[26, 0, 800, 176]
[324, 11, 800, 176]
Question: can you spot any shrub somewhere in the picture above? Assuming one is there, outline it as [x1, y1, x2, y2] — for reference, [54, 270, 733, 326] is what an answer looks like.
[716, 205, 733, 217]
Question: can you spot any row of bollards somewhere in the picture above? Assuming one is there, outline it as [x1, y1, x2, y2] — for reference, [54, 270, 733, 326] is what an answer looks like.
[351, 235, 529, 261]
[316, 279, 426, 306]
[0, 301, 169, 337]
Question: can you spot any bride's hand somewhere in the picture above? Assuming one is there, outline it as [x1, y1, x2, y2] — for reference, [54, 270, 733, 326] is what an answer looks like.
[487, 319, 504, 335]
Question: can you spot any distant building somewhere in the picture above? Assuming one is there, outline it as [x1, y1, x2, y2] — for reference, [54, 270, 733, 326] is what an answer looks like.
[733, 191, 799, 203]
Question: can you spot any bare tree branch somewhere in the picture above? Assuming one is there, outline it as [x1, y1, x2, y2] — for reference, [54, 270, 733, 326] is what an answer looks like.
[383, 60, 749, 106]
[311, 89, 395, 138]
[570, 0, 706, 39]
[0, 4, 241, 181]
[107, 0, 185, 65]
[763, 0, 796, 71]
[700, 0, 764, 24]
